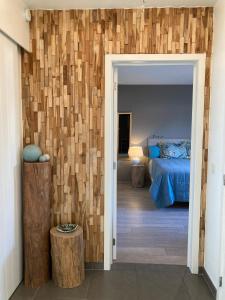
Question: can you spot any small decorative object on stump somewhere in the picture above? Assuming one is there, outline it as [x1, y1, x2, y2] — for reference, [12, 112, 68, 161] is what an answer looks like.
[50, 226, 85, 288]
[23, 161, 51, 288]
[56, 223, 78, 233]
[23, 144, 42, 162]
[39, 153, 50, 162]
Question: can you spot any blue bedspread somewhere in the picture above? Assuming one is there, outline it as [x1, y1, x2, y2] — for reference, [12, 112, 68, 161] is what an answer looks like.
[149, 158, 190, 208]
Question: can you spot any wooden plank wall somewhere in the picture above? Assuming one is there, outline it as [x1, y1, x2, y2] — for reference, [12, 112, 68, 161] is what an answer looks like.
[21, 8, 213, 264]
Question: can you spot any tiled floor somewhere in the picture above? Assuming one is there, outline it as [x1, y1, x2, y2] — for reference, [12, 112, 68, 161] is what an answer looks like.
[10, 264, 214, 300]
[117, 182, 189, 264]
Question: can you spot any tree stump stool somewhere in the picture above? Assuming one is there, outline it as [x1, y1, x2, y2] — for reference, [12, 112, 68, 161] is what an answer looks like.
[50, 226, 85, 288]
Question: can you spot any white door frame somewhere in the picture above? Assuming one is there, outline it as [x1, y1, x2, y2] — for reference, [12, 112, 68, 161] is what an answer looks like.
[104, 54, 206, 272]
[112, 67, 118, 260]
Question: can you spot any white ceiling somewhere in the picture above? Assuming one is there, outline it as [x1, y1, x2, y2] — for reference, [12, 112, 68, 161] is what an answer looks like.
[25, 0, 216, 9]
[118, 65, 193, 85]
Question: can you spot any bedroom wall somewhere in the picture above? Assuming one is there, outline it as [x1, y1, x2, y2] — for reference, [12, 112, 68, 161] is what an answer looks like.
[117, 84, 193, 182]
[118, 84, 193, 147]
[21, 8, 213, 263]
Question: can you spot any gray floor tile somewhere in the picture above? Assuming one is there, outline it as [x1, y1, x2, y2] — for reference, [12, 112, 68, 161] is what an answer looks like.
[136, 265, 187, 300]
[34, 272, 91, 300]
[135, 263, 186, 273]
[183, 272, 214, 300]
[111, 262, 137, 271]
[10, 284, 38, 300]
[10, 266, 214, 300]
[173, 285, 190, 300]
[87, 270, 138, 300]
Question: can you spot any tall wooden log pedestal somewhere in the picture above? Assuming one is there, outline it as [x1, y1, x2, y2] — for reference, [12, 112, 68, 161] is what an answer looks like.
[50, 226, 85, 288]
[23, 162, 51, 288]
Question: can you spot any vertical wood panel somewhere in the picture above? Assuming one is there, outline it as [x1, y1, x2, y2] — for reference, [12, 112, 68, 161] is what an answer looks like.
[21, 8, 213, 263]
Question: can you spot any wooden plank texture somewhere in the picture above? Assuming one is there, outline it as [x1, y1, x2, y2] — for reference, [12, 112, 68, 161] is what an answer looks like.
[21, 8, 213, 264]
[23, 162, 51, 287]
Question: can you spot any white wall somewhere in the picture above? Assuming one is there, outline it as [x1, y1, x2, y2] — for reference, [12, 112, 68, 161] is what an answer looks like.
[204, 0, 225, 293]
[0, 0, 30, 51]
[0, 33, 23, 300]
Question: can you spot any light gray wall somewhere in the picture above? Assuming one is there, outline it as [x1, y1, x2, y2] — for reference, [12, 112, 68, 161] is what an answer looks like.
[118, 85, 193, 149]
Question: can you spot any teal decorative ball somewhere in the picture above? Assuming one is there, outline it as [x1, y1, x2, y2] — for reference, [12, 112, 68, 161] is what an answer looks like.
[23, 144, 42, 162]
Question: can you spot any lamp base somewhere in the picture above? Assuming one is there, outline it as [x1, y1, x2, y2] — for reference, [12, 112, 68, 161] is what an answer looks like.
[131, 158, 141, 165]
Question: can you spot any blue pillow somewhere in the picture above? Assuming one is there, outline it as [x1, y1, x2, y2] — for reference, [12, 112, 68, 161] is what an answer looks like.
[181, 141, 191, 158]
[148, 145, 160, 159]
[160, 143, 187, 159]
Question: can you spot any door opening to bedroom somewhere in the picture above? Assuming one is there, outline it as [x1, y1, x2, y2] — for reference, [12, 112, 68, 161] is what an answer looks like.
[115, 64, 193, 265]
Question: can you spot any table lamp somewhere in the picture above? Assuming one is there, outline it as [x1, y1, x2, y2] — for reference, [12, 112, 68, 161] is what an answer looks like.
[128, 146, 143, 164]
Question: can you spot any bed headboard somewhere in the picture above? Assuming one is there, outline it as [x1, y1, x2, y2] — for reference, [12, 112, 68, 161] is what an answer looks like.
[147, 137, 190, 146]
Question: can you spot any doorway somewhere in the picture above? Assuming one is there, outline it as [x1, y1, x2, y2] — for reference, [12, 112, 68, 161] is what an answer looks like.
[118, 112, 132, 156]
[117, 72, 193, 265]
[104, 54, 206, 273]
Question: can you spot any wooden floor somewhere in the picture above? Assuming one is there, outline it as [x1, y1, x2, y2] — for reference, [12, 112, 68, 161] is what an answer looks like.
[116, 182, 189, 265]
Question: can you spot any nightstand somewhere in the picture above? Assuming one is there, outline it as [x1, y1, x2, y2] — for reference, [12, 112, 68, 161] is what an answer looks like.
[131, 165, 145, 188]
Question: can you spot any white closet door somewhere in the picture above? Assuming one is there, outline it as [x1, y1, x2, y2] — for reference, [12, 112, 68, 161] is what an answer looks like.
[0, 32, 23, 300]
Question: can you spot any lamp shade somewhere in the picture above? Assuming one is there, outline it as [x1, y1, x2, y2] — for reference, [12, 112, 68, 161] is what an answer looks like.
[128, 146, 143, 158]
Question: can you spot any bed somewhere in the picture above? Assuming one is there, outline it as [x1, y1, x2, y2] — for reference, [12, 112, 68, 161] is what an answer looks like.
[148, 138, 190, 208]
